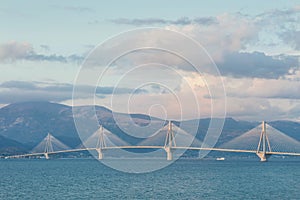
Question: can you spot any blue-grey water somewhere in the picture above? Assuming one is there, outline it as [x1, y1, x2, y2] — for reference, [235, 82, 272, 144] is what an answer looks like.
[0, 158, 299, 200]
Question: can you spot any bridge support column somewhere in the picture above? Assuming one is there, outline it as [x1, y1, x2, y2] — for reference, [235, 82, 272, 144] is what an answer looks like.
[43, 133, 53, 160]
[96, 126, 106, 160]
[256, 152, 267, 162]
[165, 147, 172, 161]
[164, 121, 176, 161]
[256, 121, 271, 162]
[44, 153, 49, 160]
[96, 148, 103, 160]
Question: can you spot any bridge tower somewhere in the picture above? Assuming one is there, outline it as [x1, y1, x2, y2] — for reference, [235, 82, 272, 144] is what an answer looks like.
[96, 126, 106, 160]
[164, 121, 176, 160]
[256, 121, 272, 162]
[44, 133, 54, 159]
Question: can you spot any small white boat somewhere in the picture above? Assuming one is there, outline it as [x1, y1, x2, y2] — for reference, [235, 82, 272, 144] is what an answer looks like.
[216, 157, 225, 161]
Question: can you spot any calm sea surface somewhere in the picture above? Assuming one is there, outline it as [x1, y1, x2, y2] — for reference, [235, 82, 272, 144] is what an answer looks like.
[0, 158, 299, 200]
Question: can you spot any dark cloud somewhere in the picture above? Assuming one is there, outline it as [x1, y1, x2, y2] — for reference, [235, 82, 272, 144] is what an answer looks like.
[40, 45, 50, 51]
[0, 81, 73, 91]
[151, 85, 161, 90]
[193, 17, 218, 25]
[217, 51, 299, 78]
[0, 81, 72, 103]
[25, 53, 84, 63]
[67, 54, 85, 63]
[95, 86, 146, 95]
[0, 81, 37, 90]
[109, 17, 218, 26]
[0, 81, 148, 104]
[25, 53, 68, 62]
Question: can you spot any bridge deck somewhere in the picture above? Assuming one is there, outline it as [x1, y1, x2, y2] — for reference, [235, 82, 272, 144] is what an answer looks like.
[5, 146, 300, 158]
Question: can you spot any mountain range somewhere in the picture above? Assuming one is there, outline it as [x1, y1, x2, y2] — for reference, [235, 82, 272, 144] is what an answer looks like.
[0, 101, 299, 156]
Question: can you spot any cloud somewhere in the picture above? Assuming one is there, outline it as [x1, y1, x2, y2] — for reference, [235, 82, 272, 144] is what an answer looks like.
[165, 13, 259, 63]
[217, 51, 299, 78]
[0, 41, 32, 61]
[193, 17, 217, 25]
[0, 81, 72, 103]
[190, 74, 300, 121]
[280, 30, 300, 50]
[255, 6, 300, 23]
[40, 45, 50, 51]
[52, 5, 94, 13]
[109, 17, 218, 26]
[225, 76, 300, 99]
[224, 97, 292, 121]
[25, 52, 84, 63]
[0, 81, 147, 104]
[253, 6, 300, 51]
[0, 41, 84, 63]
[1, 81, 37, 90]
[107, 9, 299, 58]
[107, 14, 298, 79]
[83, 15, 259, 76]
[25, 53, 68, 62]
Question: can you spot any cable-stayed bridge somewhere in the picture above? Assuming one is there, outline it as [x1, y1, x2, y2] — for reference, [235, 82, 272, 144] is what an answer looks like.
[6, 121, 300, 161]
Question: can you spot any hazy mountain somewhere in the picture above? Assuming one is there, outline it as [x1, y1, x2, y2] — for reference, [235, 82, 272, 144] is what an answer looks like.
[0, 101, 79, 149]
[0, 135, 27, 155]
[269, 120, 300, 141]
[0, 101, 299, 155]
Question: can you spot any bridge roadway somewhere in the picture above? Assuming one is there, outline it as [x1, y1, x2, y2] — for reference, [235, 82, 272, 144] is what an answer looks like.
[6, 145, 300, 159]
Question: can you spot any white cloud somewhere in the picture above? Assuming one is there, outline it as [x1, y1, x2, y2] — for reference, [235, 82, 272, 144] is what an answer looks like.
[3, 8, 300, 122]
[0, 41, 32, 61]
[225, 77, 300, 99]
[0, 41, 83, 63]
[155, 13, 259, 63]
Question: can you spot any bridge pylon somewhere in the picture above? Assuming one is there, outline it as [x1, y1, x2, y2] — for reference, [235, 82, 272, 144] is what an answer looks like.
[96, 126, 106, 160]
[44, 133, 54, 159]
[164, 121, 176, 161]
[256, 121, 272, 162]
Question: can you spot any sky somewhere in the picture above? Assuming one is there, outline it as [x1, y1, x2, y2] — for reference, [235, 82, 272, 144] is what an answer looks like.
[0, 1, 300, 121]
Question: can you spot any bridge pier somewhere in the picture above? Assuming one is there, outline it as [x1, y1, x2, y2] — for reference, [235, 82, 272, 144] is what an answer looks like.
[256, 152, 267, 162]
[256, 121, 270, 162]
[96, 148, 103, 160]
[95, 126, 106, 160]
[165, 147, 172, 161]
[44, 153, 49, 160]
[164, 121, 175, 161]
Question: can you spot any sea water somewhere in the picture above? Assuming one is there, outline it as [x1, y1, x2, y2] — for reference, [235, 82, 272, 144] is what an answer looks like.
[0, 158, 299, 200]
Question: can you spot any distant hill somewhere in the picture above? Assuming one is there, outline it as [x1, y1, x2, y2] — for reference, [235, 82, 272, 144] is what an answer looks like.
[0, 101, 80, 149]
[269, 120, 300, 141]
[0, 101, 299, 156]
[0, 135, 27, 155]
